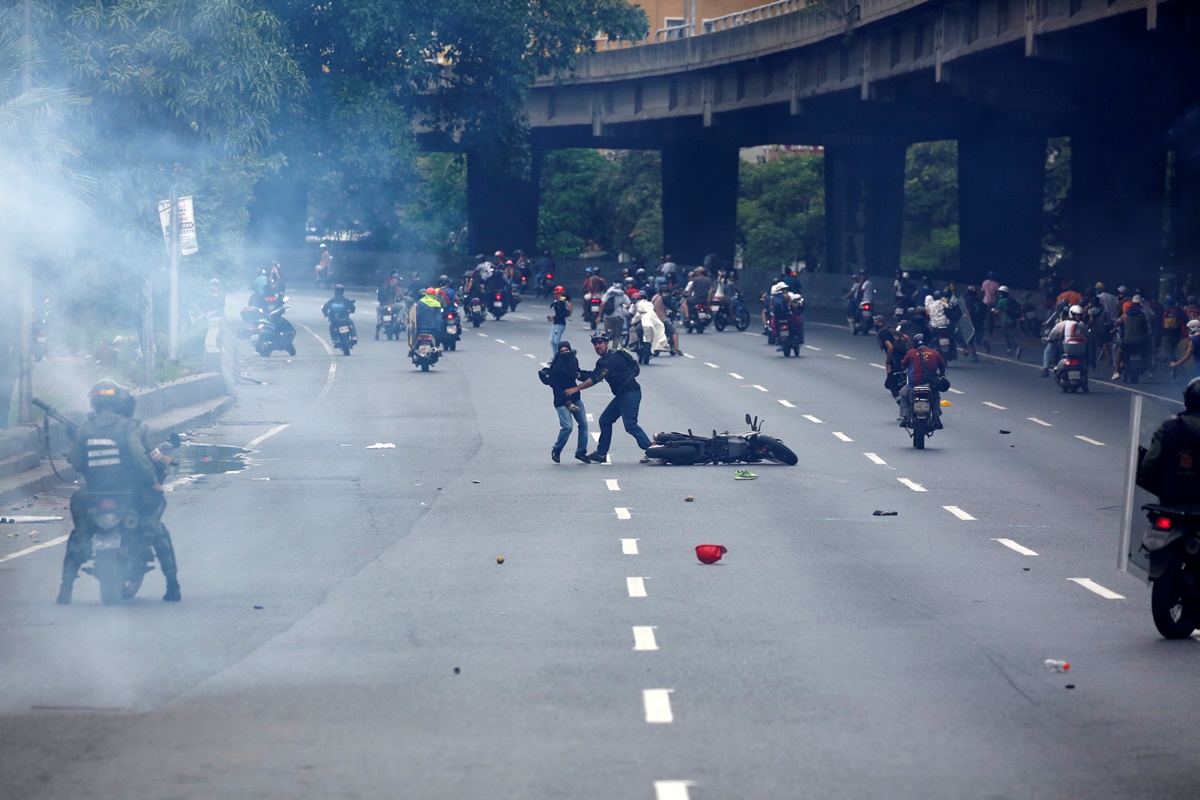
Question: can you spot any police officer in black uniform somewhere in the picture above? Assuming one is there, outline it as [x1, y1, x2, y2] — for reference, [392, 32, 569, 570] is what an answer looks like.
[1140, 378, 1200, 506]
[58, 381, 166, 604]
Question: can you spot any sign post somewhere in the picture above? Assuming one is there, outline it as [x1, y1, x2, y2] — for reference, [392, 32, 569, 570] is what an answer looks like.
[157, 188, 198, 361]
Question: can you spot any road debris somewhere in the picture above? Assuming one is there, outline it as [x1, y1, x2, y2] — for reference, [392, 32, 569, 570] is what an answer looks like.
[695, 544, 727, 564]
[872, 510, 898, 516]
[366, 443, 396, 449]
[684, 495, 694, 502]
[496, 556, 505, 564]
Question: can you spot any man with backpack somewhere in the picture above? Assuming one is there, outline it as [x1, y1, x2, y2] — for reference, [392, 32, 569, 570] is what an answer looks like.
[564, 332, 653, 464]
[875, 315, 910, 406]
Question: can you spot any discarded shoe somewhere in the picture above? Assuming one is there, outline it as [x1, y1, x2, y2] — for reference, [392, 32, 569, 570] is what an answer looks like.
[733, 469, 758, 480]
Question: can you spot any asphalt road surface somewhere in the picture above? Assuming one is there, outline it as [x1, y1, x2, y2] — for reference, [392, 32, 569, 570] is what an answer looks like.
[2, 288, 1197, 800]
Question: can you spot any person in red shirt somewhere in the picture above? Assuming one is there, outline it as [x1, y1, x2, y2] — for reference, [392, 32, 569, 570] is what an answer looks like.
[898, 334, 947, 429]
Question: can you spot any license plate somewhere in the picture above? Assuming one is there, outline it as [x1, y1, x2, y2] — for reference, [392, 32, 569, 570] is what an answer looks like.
[1068, 370, 1081, 380]
[914, 400, 930, 414]
[699, 313, 711, 320]
[92, 531, 121, 552]
[939, 338, 950, 347]
[382, 315, 392, 322]
[493, 301, 503, 308]
[418, 346, 431, 355]
[250, 334, 260, 341]
[338, 326, 350, 334]
[446, 325, 458, 335]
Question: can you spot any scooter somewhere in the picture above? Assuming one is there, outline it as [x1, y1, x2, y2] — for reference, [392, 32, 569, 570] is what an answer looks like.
[490, 291, 508, 320]
[904, 380, 944, 450]
[585, 296, 603, 330]
[241, 303, 297, 357]
[441, 308, 461, 351]
[644, 414, 798, 465]
[852, 301, 875, 335]
[411, 332, 440, 371]
[1140, 504, 1200, 638]
[713, 292, 751, 332]
[1053, 337, 1089, 392]
[932, 325, 957, 362]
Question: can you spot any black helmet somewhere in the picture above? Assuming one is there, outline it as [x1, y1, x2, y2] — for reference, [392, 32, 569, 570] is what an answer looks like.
[1186, 377, 1200, 413]
[438, 274, 450, 286]
[913, 333, 925, 347]
[334, 284, 345, 294]
[89, 379, 131, 413]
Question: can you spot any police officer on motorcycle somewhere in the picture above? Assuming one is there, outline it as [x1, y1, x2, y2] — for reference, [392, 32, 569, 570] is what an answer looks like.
[58, 381, 178, 604]
[1139, 378, 1200, 505]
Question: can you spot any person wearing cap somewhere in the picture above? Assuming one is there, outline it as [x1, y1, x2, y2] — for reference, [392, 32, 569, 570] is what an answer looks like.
[548, 285, 572, 357]
[565, 333, 653, 463]
[1113, 294, 1152, 380]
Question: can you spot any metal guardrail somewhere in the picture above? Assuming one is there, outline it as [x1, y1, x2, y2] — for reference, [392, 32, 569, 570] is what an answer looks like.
[596, 0, 814, 49]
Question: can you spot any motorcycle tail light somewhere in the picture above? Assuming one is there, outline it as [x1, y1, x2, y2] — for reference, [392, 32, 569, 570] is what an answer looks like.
[1154, 515, 1173, 531]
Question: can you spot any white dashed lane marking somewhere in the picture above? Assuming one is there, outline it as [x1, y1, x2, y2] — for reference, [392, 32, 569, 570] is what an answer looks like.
[802, 415, 823, 424]
[494, 338, 506, 343]
[835, 354, 856, 360]
[751, 385, 769, 392]
[0, 536, 70, 565]
[682, 353, 695, 359]
[944, 506, 975, 520]
[1075, 435, 1106, 446]
[627, 577, 648, 597]
[655, 781, 696, 800]
[1068, 578, 1125, 600]
[832, 432, 853, 442]
[633, 626, 658, 651]
[779, 400, 796, 408]
[994, 538, 1038, 556]
[643, 689, 674, 723]
[247, 424, 290, 448]
[615, 507, 631, 520]
[805, 345, 821, 351]
[621, 538, 639, 555]
[703, 362, 720, 369]
[478, 333, 488, 337]
[898, 478, 927, 492]
[870, 363, 886, 370]
[864, 453, 887, 466]
[525, 353, 536, 359]
[510, 345, 520, 351]
[728, 372, 744, 380]
[1028, 417, 1053, 427]
[947, 388, 965, 395]
[982, 402, 1007, 410]
[606, 479, 620, 491]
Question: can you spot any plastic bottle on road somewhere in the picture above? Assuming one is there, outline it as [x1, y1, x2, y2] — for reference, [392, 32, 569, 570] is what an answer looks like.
[1043, 659, 1070, 673]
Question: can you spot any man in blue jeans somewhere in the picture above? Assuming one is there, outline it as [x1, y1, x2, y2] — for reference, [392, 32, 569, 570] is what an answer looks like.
[565, 332, 653, 464]
[546, 340, 590, 463]
[547, 285, 571, 357]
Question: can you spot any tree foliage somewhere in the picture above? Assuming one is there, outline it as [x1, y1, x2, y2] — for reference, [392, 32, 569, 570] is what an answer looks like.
[901, 140, 959, 272]
[737, 152, 825, 272]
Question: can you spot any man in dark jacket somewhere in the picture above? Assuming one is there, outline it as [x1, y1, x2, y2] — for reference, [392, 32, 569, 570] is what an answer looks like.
[1139, 377, 1200, 506]
[565, 332, 652, 463]
[546, 341, 590, 463]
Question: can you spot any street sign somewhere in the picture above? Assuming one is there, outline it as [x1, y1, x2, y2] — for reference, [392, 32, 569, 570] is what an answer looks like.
[157, 196, 198, 255]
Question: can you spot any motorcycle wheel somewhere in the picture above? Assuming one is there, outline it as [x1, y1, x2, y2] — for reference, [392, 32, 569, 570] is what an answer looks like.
[94, 553, 124, 605]
[287, 344, 296, 356]
[255, 344, 271, 357]
[1152, 555, 1199, 639]
[735, 309, 751, 331]
[121, 566, 146, 600]
[590, 318, 598, 331]
[782, 347, 791, 358]
[421, 363, 430, 372]
[912, 418, 927, 450]
[341, 342, 351, 356]
[759, 436, 798, 465]
[714, 316, 727, 332]
[449, 340, 457, 351]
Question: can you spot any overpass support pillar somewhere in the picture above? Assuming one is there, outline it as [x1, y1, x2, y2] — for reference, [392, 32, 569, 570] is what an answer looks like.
[958, 134, 1045, 290]
[824, 141, 905, 279]
[662, 141, 739, 267]
[1072, 129, 1166, 290]
[467, 150, 542, 257]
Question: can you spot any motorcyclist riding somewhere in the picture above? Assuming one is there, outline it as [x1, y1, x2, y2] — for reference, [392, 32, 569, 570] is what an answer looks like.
[322, 285, 358, 344]
[898, 334, 947, 429]
[408, 288, 444, 355]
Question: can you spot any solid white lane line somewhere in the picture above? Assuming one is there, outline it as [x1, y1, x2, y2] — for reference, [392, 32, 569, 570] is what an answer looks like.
[728, 372, 744, 380]
[1028, 417, 1053, 427]
[627, 577, 648, 597]
[606, 479, 620, 491]
[994, 538, 1039, 556]
[633, 626, 659, 651]
[802, 414, 823, 423]
[832, 432, 853, 442]
[1075, 435, 1106, 446]
[0, 535, 69, 565]
[655, 781, 696, 800]
[741, 332, 757, 337]
[805, 345, 821, 351]
[751, 385, 769, 392]
[683, 353, 695, 359]
[247, 424, 290, 449]
[836, 354, 856, 360]
[621, 538, 639, 555]
[947, 387, 965, 395]
[982, 401, 1007, 410]
[296, 322, 337, 403]
[864, 453, 887, 466]
[779, 400, 796, 408]
[870, 363, 886, 370]
[1068, 578, 1126, 600]
[615, 507, 631, 520]
[643, 689, 674, 723]
[703, 362, 720, 369]
[944, 505, 976, 521]
[898, 478, 927, 492]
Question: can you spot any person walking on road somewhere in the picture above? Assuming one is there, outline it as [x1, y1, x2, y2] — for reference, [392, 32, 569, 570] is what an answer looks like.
[548, 286, 571, 357]
[545, 341, 590, 464]
[565, 332, 652, 464]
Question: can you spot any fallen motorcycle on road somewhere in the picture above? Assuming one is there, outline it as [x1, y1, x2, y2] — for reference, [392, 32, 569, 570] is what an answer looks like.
[644, 414, 798, 466]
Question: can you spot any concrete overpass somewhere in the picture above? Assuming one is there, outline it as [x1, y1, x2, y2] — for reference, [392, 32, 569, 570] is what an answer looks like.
[455, 0, 1200, 289]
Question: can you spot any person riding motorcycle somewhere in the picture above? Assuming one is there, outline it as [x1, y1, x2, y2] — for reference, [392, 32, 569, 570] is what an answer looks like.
[408, 288, 444, 355]
[437, 274, 457, 308]
[1138, 377, 1200, 505]
[322, 285, 358, 344]
[898, 334, 947, 429]
[1043, 304, 1087, 378]
[1114, 295, 1152, 380]
[376, 270, 402, 335]
[680, 266, 713, 324]
[59, 381, 178, 604]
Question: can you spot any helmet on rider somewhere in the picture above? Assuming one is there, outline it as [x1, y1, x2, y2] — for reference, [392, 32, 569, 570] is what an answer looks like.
[1187, 319, 1200, 332]
[1185, 377, 1200, 413]
[872, 315, 886, 327]
[89, 379, 131, 414]
[623, 277, 635, 285]
[635, 268, 646, 279]
[590, 331, 609, 345]
[438, 274, 450, 286]
[1131, 295, 1143, 306]
[334, 284, 345, 295]
[913, 334, 926, 347]
[494, 251, 505, 260]
[997, 285, 1010, 294]
[425, 288, 438, 296]
[1069, 304, 1084, 318]
[553, 285, 565, 295]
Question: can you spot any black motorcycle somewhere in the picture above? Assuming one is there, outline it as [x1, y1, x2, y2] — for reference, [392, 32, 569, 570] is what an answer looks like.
[467, 296, 485, 328]
[490, 291, 508, 320]
[328, 308, 356, 356]
[1141, 504, 1200, 639]
[1121, 342, 1152, 383]
[241, 303, 297, 357]
[77, 492, 157, 605]
[411, 332, 440, 371]
[684, 302, 713, 334]
[904, 380, 945, 450]
[644, 414, 798, 465]
[441, 308, 461, 351]
[932, 326, 957, 363]
[376, 303, 404, 341]
[713, 293, 751, 332]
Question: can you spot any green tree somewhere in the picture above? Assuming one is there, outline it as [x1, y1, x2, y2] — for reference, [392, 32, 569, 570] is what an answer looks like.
[1042, 137, 1071, 268]
[901, 140, 959, 272]
[538, 149, 614, 258]
[737, 151, 825, 272]
[600, 150, 662, 264]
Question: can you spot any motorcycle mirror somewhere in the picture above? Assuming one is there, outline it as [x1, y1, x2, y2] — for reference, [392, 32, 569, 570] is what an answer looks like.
[745, 413, 752, 426]
[168, 432, 183, 448]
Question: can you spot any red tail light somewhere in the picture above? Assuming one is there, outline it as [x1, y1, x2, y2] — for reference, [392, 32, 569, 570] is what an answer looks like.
[1155, 515, 1173, 531]
[547, 274, 553, 279]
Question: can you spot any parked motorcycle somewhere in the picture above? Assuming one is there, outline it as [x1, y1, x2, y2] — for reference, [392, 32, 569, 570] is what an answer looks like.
[713, 291, 750, 332]
[644, 414, 798, 465]
[685, 302, 713, 334]
[490, 291, 508, 321]
[852, 301, 875, 335]
[1140, 504, 1200, 638]
[376, 303, 404, 341]
[441, 308, 461, 351]
[411, 332, 440, 371]
[1054, 337, 1089, 392]
[241, 303, 297, 357]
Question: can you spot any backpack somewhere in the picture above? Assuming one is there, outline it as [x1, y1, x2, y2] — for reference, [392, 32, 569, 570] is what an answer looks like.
[616, 347, 640, 378]
[538, 366, 551, 386]
[1003, 298, 1021, 321]
[602, 295, 616, 316]
[945, 302, 963, 322]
